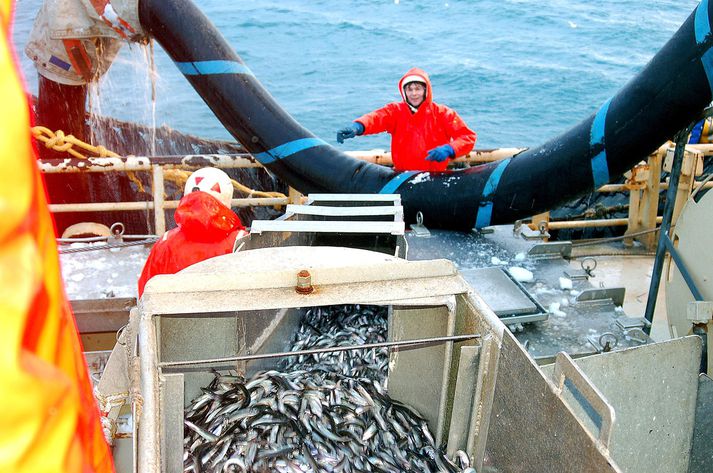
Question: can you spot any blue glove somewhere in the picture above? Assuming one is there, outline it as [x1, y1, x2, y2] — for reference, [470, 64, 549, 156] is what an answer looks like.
[425, 144, 455, 162]
[336, 122, 364, 144]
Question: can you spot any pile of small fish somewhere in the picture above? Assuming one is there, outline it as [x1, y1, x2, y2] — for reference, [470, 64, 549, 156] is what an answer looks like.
[184, 304, 475, 472]
[280, 304, 389, 382]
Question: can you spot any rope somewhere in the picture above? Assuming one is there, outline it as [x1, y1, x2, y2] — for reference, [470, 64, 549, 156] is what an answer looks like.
[163, 168, 286, 200]
[58, 238, 158, 254]
[570, 226, 665, 247]
[31, 126, 286, 201]
[94, 387, 130, 446]
[31, 126, 109, 159]
[31, 126, 145, 190]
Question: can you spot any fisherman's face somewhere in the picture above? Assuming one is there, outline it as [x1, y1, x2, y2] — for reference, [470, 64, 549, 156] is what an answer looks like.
[405, 82, 426, 108]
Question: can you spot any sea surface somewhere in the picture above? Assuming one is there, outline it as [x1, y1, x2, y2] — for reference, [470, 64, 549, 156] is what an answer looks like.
[11, 0, 700, 151]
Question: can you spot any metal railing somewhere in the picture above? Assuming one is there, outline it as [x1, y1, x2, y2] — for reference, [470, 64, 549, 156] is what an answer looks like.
[37, 145, 713, 240]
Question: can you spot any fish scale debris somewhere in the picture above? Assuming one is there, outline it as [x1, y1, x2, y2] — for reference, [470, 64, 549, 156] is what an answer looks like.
[184, 304, 473, 472]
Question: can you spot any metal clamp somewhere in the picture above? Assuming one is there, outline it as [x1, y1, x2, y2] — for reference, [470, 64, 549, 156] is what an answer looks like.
[553, 351, 615, 449]
[581, 257, 597, 277]
[587, 332, 619, 353]
[410, 211, 431, 237]
[108, 222, 125, 245]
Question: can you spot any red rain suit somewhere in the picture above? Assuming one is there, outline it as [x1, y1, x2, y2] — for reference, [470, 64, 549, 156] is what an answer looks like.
[355, 67, 477, 172]
[0, 1, 114, 470]
[138, 191, 245, 297]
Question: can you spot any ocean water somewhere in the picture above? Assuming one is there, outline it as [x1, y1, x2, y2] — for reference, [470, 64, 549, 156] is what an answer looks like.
[11, 0, 700, 151]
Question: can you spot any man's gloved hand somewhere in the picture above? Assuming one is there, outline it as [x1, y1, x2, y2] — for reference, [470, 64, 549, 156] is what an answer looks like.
[336, 122, 365, 144]
[425, 144, 455, 162]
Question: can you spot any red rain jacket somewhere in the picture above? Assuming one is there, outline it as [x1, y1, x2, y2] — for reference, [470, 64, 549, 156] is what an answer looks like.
[0, 2, 114, 470]
[355, 67, 476, 172]
[138, 191, 245, 297]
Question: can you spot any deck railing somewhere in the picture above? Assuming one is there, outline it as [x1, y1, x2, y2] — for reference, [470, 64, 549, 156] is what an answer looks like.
[37, 145, 713, 246]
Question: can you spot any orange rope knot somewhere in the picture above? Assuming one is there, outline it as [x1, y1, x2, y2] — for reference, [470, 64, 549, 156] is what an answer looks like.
[94, 145, 112, 157]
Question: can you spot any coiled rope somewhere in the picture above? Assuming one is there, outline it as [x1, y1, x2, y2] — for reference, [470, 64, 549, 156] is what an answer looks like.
[30, 126, 286, 199]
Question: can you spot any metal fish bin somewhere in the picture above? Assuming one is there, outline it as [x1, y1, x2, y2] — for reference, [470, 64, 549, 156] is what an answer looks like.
[116, 246, 711, 473]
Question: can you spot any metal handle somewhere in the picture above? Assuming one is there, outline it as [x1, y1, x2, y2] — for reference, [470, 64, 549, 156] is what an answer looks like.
[553, 351, 615, 449]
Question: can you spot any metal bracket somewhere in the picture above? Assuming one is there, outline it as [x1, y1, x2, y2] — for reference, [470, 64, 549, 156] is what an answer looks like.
[576, 287, 625, 307]
[624, 328, 649, 344]
[615, 317, 651, 330]
[520, 225, 550, 241]
[587, 332, 620, 353]
[410, 211, 431, 238]
[687, 301, 713, 323]
[108, 222, 125, 245]
[553, 351, 615, 449]
[527, 241, 572, 259]
[564, 269, 590, 280]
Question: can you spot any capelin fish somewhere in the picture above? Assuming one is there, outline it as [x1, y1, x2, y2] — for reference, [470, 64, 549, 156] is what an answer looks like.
[183, 304, 473, 473]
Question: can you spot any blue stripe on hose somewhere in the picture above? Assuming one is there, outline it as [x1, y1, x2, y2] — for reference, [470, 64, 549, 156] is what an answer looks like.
[253, 138, 328, 164]
[590, 99, 609, 147]
[696, 0, 713, 94]
[175, 60, 253, 76]
[696, 0, 711, 44]
[591, 151, 610, 189]
[379, 171, 418, 194]
[589, 99, 611, 188]
[701, 49, 713, 96]
[474, 158, 511, 229]
[475, 203, 494, 230]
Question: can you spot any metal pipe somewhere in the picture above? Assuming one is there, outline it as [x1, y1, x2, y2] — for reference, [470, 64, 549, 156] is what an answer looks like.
[546, 217, 663, 230]
[36, 148, 526, 174]
[597, 181, 713, 193]
[644, 121, 698, 332]
[138, 312, 161, 473]
[38, 154, 260, 173]
[436, 299, 458, 445]
[152, 165, 166, 235]
[58, 239, 157, 254]
[662, 235, 704, 301]
[159, 333, 481, 368]
[686, 143, 713, 155]
[47, 197, 288, 213]
[49, 202, 154, 212]
[39, 145, 702, 236]
[344, 148, 527, 166]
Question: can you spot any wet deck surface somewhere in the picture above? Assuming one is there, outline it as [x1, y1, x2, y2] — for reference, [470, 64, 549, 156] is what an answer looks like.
[405, 227, 669, 360]
[59, 243, 149, 300]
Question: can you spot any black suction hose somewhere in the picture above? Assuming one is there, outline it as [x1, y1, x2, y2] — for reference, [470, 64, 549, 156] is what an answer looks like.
[139, 0, 713, 231]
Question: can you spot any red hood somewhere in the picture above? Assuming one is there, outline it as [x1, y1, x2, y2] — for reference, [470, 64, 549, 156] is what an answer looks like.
[174, 191, 243, 242]
[398, 67, 433, 110]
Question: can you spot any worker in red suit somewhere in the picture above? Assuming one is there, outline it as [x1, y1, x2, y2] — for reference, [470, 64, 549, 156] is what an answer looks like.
[336, 67, 477, 172]
[138, 168, 246, 297]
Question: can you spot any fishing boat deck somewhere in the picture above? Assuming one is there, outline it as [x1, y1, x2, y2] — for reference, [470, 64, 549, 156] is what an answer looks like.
[405, 226, 670, 359]
[60, 224, 671, 359]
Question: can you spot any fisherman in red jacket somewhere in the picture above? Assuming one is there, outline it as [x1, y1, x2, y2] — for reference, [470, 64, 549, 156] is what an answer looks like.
[336, 67, 477, 172]
[138, 167, 246, 297]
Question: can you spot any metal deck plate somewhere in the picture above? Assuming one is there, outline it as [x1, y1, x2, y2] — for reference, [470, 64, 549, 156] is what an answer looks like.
[460, 267, 537, 315]
[406, 227, 652, 360]
[482, 332, 621, 472]
[60, 244, 148, 300]
[541, 336, 701, 473]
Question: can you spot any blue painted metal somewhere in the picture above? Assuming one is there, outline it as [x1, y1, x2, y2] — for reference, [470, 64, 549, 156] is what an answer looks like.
[379, 171, 418, 194]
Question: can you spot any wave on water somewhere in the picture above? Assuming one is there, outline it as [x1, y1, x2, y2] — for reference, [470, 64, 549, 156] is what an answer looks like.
[12, 0, 700, 149]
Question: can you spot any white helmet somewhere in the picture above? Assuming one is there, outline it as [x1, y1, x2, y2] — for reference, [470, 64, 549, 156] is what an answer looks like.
[184, 167, 234, 208]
